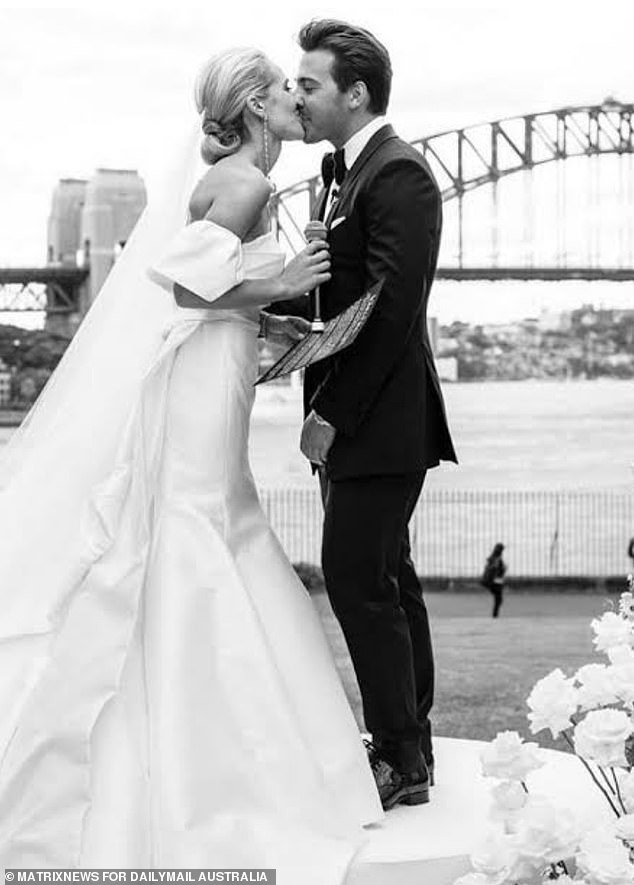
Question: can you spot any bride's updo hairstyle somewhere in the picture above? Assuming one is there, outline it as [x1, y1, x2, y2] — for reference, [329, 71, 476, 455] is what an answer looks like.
[195, 48, 276, 165]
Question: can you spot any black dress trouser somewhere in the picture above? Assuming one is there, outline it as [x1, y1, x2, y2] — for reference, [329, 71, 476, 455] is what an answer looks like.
[319, 470, 434, 772]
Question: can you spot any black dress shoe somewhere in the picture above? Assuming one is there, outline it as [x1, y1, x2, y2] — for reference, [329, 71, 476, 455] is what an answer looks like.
[364, 741, 430, 810]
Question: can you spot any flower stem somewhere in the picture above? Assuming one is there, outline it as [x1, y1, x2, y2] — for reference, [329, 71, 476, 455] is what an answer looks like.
[612, 767, 628, 814]
[562, 731, 620, 817]
[521, 781, 529, 794]
[598, 764, 617, 795]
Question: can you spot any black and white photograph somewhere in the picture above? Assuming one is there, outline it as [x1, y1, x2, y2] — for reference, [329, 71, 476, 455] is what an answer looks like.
[1, 2, 634, 881]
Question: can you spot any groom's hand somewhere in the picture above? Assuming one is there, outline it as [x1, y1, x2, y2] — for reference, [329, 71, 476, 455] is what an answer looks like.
[263, 314, 311, 348]
[300, 410, 336, 466]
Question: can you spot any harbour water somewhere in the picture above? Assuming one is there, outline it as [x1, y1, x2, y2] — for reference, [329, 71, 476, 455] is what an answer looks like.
[248, 378, 634, 492]
[1, 379, 632, 575]
[1, 379, 632, 492]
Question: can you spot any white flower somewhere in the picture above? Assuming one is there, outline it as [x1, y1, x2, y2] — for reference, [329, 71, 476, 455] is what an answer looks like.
[591, 612, 633, 654]
[613, 813, 634, 842]
[574, 664, 620, 711]
[491, 780, 529, 812]
[481, 732, 545, 781]
[454, 874, 498, 885]
[619, 592, 634, 622]
[606, 648, 634, 705]
[573, 709, 633, 768]
[609, 667, 634, 708]
[608, 646, 634, 667]
[618, 769, 634, 813]
[577, 827, 634, 885]
[527, 669, 579, 738]
[605, 650, 634, 707]
[551, 878, 587, 885]
[489, 780, 529, 829]
[513, 797, 581, 867]
[470, 829, 520, 885]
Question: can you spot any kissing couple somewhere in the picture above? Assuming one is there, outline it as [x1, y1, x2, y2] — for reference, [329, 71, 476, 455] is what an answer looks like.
[0, 17, 456, 881]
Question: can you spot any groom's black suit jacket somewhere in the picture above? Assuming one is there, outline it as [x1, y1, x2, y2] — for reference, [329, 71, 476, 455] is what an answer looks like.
[277, 124, 457, 480]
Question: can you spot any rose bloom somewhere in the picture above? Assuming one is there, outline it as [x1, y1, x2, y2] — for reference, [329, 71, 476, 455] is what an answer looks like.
[608, 647, 634, 667]
[608, 660, 634, 707]
[591, 612, 633, 654]
[490, 780, 528, 811]
[573, 709, 633, 768]
[577, 827, 634, 885]
[575, 663, 620, 711]
[481, 732, 545, 782]
[614, 813, 634, 842]
[512, 798, 581, 868]
[489, 780, 529, 830]
[454, 874, 498, 885]
[527, 669, 579, 738]
[617, 769, 634, 813]
[607, 648, 634, 705]
[470, 829, 521, 885]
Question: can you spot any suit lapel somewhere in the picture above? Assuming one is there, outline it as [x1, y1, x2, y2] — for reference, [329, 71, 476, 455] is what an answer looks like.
[313, 124, 399, 225]
[328, 124, 398, 221]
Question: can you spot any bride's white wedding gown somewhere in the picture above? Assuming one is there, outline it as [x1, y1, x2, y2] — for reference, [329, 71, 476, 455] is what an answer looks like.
[0, 222, 382, 877]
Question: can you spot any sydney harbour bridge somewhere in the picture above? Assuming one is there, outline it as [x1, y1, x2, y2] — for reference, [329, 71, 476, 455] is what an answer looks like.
[1, 98, 633, 331]
[273, 98, 634, 281]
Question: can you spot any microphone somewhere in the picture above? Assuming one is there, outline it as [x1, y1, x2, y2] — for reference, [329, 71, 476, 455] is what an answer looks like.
[304, 221, 328, 333]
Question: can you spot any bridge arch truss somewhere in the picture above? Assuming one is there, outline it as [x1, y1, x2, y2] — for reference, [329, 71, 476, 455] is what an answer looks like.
[272, 99, 634, 271]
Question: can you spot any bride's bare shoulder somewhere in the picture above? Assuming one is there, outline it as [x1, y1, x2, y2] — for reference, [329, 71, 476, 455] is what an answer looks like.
[189, 162, 272, 222]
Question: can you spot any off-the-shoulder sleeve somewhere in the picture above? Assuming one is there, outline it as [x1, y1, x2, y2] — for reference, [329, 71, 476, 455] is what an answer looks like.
[148, 220, 244, 303]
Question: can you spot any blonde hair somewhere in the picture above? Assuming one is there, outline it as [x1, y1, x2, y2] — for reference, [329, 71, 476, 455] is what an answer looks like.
[195, 48, 276, 165]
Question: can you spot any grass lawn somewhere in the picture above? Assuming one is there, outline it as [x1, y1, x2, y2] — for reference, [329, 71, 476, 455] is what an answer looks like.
[312, 590, 623, 751]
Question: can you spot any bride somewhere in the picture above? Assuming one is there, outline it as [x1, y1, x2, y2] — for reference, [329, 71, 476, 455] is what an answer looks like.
[0, 48, 382, 877]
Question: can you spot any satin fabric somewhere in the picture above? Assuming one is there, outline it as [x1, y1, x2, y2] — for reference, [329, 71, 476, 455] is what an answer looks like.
[0, 224, 382, 877]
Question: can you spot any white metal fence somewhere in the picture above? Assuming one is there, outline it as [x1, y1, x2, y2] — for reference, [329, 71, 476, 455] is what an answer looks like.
[259, 486, 634, 578]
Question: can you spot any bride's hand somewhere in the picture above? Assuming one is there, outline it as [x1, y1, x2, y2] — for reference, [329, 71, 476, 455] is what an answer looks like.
[262, 314, 311, 348]
[275, 241, 331, 300]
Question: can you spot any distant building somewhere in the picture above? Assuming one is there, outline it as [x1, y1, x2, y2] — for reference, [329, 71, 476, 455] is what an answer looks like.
[436, 335, 459, 355]
[81, 169, 147, 304]
[537, 309, 567, 332]
[47, 178, 88, 265]
[436, 356, 458, 382]
[0, 358, 12, 406]
[537, 308, 561, 332]
[46, 168, 147, 314]
[481, 322, 523, 338]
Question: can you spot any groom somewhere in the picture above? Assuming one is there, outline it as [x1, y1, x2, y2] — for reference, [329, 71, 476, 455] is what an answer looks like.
[288, 19, 457, 810]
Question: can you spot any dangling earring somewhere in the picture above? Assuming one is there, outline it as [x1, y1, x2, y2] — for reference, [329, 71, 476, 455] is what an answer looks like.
[262, 111, 271, 178]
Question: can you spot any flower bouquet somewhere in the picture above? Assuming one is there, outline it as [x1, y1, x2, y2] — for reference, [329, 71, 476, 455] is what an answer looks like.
[455, 577, 634, 885]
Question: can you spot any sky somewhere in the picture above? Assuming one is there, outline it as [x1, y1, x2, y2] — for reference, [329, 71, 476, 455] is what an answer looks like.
[0, 1, 633, 319]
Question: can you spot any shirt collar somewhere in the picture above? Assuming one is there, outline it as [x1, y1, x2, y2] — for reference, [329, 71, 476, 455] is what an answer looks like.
[343, 116, 388, 170]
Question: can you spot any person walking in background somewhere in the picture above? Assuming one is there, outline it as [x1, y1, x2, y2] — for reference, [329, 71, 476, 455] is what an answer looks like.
[482, 542, 507, 618]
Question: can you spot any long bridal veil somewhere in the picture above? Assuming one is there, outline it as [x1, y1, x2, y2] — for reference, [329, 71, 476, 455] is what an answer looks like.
[0, 126, 202, 740]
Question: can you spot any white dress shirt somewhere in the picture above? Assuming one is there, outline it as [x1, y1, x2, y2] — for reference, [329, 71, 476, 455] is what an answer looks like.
[343, 115, 388, 170]
[326, 115, 388, 213]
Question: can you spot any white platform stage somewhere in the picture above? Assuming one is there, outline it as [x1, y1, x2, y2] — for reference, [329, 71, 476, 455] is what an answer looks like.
[346, 736, 612, 885]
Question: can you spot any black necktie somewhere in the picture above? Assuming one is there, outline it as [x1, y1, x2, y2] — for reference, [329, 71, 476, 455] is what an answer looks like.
[321, 149, 347, 188]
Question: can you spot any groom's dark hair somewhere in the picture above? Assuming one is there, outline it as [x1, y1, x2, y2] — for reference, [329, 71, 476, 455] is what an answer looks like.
[298, 19, 392, 115]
